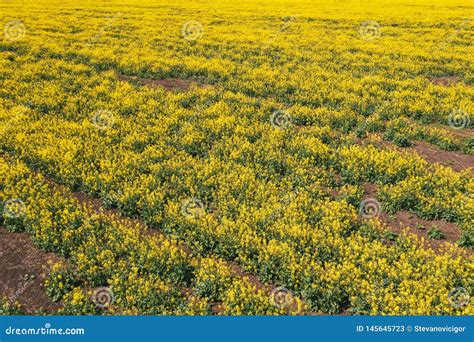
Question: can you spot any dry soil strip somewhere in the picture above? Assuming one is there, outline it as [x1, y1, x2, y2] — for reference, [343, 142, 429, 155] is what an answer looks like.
[370, 136, 473, 173]
[0, 226, 63, 314]
[410, 141, 473, 173]
[360, 183, 471, 255]
[117, 74, 198, 92]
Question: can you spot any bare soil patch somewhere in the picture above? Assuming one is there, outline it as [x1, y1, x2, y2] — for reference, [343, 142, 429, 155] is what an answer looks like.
[371, 138, 473, 173]
[0, 226, 63, 314]
[426, 124, 473, 140]
[377, 211, 467, 253]
[226, 261, 270, 292]
[444, 128, 473, 140]
[411, 141, 473, 173]
[363, 182, 378, 198]
[211, 303, 224, 314]
[428, 76, 461, 86]
[361, 183, 468, 254]
[118, 74, 197, 91]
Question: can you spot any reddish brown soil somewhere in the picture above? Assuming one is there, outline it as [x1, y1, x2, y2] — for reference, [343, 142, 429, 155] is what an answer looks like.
[180, 287, 194, 297]
[211, 303, 224, 314]
[363, 183, 378, 198]
[444, 127, 473, 140]
[118, 74, 196, 91]
[425, 124, 473, 140]
[0, 226, 63, 313]
[410, 141, 473, 173]
[378, 211, 468, 253]
[428, 76, 461, 86]
[226, 261, 270, 292]
[373, 137, 473, 173]
[361, 183, 468, 254]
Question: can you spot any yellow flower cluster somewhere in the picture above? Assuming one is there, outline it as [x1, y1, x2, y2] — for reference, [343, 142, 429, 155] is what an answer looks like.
[1, 0, 472, 315]
[2, 155, 473, 315]
[0, 156, 291, 315]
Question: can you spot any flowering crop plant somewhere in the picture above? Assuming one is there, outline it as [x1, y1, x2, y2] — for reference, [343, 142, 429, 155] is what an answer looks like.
[0, 0, 472, 317]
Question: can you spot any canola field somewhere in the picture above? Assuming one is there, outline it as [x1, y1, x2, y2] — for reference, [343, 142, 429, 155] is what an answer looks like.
[0, 0, 473, 315]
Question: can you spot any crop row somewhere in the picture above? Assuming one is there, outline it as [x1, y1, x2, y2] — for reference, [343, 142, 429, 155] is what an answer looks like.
[1, 0, 472, 315]
[1, 143, 472, 314]
[1, 6, 472, 151]
[1, 156, 288, 315]
[1, 74, 472, 241]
